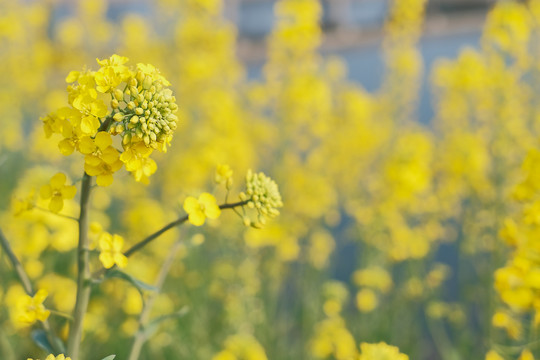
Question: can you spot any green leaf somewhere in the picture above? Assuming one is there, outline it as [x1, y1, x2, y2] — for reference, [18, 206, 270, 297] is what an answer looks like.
[31, 330, 53, 353]
[105, 269, 157, 292]
[100, 356, 116, 360]
[31, 329, 66, 354]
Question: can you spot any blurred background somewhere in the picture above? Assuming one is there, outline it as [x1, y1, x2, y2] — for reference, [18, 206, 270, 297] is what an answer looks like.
[2, 0, 540, 359]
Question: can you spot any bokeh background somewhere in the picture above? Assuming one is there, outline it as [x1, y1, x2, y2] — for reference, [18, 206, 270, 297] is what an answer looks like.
[2, 0, 540, 359]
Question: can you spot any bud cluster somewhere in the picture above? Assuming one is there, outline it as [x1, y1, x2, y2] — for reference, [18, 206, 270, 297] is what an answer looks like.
[110, 69, 178, 151]
[240, 170, 283, 225]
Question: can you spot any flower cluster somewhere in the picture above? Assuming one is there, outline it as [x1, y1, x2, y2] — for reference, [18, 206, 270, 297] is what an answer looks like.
[240, 170, 283, 226]
[41, 55, 178, 186]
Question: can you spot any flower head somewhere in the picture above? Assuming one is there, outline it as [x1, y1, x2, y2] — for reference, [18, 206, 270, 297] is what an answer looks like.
[215, 164, 233, 188]
[183, 193, 221, 226]
[240, 170, 283, 226]
[99, 232, 128, 269]
[39, 173, 77, 213]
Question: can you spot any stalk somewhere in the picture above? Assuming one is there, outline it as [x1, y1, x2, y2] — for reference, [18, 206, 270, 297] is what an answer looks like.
[67, 173, 93, 359]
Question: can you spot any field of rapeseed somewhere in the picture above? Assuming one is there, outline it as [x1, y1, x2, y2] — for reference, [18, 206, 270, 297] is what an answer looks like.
[2, 0, 540, 359]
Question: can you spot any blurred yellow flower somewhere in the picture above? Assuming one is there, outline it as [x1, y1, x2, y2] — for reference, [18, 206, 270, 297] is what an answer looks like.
[358, 342, 409, 360]
[39, 172, 77, 213]
[15, 289, 50, 325]
[356, 288, 378, 313]
[27, 355, 72, 360]
[99, 232, 128, 269]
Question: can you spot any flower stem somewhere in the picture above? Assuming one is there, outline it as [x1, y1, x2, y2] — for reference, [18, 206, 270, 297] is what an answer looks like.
[67, 173, 93, 359]
[127, 240, 184, 360]
[123, 200, 248, 258]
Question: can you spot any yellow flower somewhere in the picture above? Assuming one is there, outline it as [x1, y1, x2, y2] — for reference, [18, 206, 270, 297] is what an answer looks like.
[15, 289, 50, 325]
[27, 355, 72, 360]
[358, 342, 409, 360]
[72, 93, 108, 135]
[356, 288, 378, 313]
[99, 232, 128, 269]
[183, 193, 221, 226]
[486, 350, 504, 360]
[519, 349, 535, 360]
[120, 140, 157, 183]
[215, 164, 233, 188]
[83, 132, 123, 186]
[39, 173, 77, 213]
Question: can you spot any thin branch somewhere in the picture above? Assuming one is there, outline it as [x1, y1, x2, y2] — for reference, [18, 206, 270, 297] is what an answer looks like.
[124, 200, 248, 258]
[91, 200, 249, 281]
[0, 228, 34, 295]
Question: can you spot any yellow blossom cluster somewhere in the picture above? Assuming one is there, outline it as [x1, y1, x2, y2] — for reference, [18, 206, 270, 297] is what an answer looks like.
[41, 54, 178, 186]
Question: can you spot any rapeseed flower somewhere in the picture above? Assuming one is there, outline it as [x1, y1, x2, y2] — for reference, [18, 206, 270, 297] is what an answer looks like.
[27, 355, 72, 360]
[183, 193, 221, 226]
[99, 232, 128, 269]
[15, 289, 50, 325]
[39, 172, 77, 213]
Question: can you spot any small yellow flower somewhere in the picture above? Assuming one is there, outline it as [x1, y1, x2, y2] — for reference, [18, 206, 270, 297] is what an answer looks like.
[356, 288, 378, 313]
[99, 232, 128, 269]
[83, 132, 123, 187]
[40, 173, 77, 213]
[16, 289, 51, 325]
[27, 354, 72, 360]
[215, 164, 233, 188]
[183, 193, 221, 226]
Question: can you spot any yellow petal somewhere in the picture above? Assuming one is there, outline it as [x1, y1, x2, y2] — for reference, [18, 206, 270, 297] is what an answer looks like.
[33, 289, 48, 303]
[81, 115, 99, 134]
[58, 138, 75, 156]
[112, 234, 124, 251]
[99, 252, 115, 269]
[40, 184, 52, 199]
[115, 253, 128, 268]
[183, 196, 200, 213]
[99, 233, 112, 251]
[95, 131, 112, 150]
[101, 147, 119, 164]
[78, 136, 95, 154]
[62, 185, 77, 200]
[49, 196, 64, 213]
[189, 210, 206, 226]
[97, 174, 114, 187]
[205, 204, 221, 219]
[198, 192, 217, 207]
[50, 173, 66, 188]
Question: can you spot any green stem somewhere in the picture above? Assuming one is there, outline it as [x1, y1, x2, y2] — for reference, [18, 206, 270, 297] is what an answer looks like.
[67, 173, 93, 359]
[124, 200, 248, 258]
[127, 240, 185, 360]
[0, 228, 64, 353]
